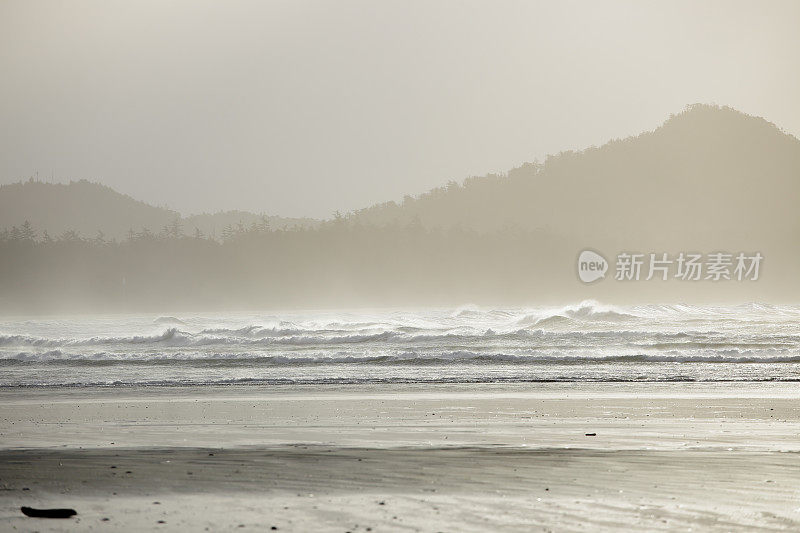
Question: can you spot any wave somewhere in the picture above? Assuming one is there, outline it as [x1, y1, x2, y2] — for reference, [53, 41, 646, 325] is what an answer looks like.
[3, 325, 800, 351]
[5, 303, 800, 387]
[6, 375, 800, 388]
[564, 301, 638, 321]
[153, 316, 186, 325]
[453, 301, 637, 326]
[0, 327, 192, 347]
[198, 325, 309, 338]
[4, 349, 800, 366]
[514, 300, 639, 326]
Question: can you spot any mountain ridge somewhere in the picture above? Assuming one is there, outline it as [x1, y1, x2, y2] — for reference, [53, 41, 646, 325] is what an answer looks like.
[0, 179, 319, 240]
[2, 104, 797, 248]
[348, 104, 800, 247]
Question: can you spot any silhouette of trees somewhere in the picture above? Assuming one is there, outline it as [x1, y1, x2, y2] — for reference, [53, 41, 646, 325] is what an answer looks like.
[19, 221, 35, 241]
[163, 217, 183, 239]
[0, 218, 573, 313]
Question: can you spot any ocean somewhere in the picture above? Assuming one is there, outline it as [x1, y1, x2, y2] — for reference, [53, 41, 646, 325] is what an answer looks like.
[1, 301, 799, 387]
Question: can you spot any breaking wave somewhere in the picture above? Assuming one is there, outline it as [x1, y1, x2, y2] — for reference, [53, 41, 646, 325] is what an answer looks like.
[4, 301, 800, 386]
[4, 350, 800, 366]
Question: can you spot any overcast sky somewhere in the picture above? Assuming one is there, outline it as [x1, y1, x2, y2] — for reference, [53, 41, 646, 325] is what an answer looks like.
[1, 0, 799, 218]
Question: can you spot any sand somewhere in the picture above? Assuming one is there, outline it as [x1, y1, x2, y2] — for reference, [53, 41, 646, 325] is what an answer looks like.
[1, 382, 800, 531]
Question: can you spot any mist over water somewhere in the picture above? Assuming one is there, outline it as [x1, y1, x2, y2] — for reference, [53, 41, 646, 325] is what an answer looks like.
[3, 301, 799, 387]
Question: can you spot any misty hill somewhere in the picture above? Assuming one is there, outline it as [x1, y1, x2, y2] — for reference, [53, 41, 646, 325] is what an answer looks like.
[351, 104, 800, 250]
[5, 104, 794, 249]
[2, 104, 800, 312]
[0, 180, 180, 241]
[0, 180, 318, 240]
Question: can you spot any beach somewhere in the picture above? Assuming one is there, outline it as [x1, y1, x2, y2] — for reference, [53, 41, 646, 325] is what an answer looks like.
[3, 2, 800, 530]
[2, 382, 800, 531]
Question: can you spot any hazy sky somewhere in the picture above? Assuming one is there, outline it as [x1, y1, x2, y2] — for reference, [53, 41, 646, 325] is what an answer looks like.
[2, 1, 799, 218]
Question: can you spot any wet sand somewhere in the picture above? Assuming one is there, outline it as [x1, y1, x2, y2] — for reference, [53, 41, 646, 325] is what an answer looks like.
[1, 382, 800, 531]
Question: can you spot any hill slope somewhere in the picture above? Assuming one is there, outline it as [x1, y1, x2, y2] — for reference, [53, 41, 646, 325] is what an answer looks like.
[0, 180, 318, 240]
[0, 180, 179, 240]
[352, 104, 800, 249]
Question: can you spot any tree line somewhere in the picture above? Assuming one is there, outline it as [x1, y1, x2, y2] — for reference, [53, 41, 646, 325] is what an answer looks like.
[0, 216, 277, 245]
[0, 216, 578, 313]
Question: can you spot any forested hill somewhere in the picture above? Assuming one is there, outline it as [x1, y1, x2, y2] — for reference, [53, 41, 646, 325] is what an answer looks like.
[3, 104, 797, 250]
[0, 180, 178, 241]
[351, 104, 800, 249]
[2, 104, 800, 312]
[0, 179, 318, 241]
